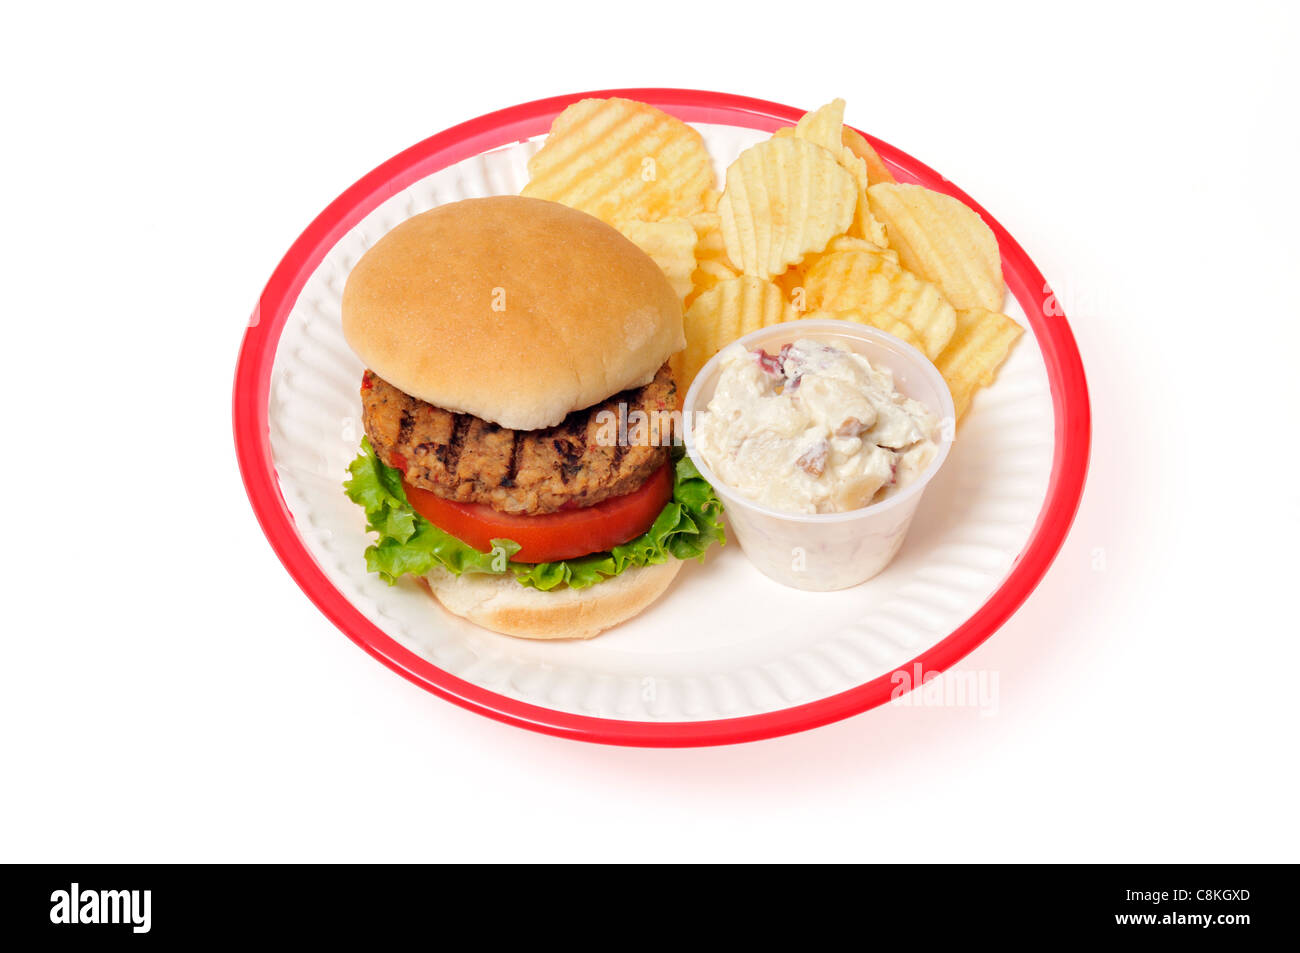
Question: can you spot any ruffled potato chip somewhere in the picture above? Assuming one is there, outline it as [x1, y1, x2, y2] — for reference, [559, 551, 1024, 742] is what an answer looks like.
[935, 308, 1024, 417]
[804, 249, 956, 358]
[867, 183, 1004, 312]
[824, 234, 897, 261]
[522, 98, 716, 225]
[793, 98, 847, 153]
[778, 101, 889, 246]
[685, 258, 739, 308]
[718, 137, 856, 280]
[673, 276, 794, 392]
[617, 217, 698, 303]
[801, 307, 927, 353]
[841, 125, 895, 186]
[687, 212, 732, 267]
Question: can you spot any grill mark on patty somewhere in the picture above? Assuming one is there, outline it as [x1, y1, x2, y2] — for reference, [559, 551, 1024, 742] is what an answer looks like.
[500, 432, 522, 488]
[443, 416, 470, 475]
[361, 362, 675, 515]
[552, 416, 586, 485]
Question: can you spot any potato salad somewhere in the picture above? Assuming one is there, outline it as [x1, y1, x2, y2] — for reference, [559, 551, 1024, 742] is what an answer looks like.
[693, 339, 940, 514]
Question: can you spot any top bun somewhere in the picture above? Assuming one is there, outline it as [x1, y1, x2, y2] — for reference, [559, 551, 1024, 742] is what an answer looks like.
[342, 196, 685, 431]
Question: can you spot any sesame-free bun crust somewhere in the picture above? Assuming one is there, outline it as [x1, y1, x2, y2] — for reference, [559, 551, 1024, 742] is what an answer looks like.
[342, 196, 685, 431]
[419, 560, 682, 641]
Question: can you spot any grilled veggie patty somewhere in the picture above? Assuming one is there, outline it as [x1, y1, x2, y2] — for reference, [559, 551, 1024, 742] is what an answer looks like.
[360, 363, 676, 515]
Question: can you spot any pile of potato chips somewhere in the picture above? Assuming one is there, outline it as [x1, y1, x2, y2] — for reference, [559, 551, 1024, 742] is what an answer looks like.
[520, 96, 1023, 420]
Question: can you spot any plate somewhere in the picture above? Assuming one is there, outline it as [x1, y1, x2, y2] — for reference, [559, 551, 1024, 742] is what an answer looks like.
[233, 89, 1090, 747]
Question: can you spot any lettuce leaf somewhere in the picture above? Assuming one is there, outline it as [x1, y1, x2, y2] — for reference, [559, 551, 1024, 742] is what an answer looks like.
[343, 437, 724, 590]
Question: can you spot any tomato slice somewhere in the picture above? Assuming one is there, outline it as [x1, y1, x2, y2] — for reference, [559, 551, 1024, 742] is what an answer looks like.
[404, 463, 674, 564]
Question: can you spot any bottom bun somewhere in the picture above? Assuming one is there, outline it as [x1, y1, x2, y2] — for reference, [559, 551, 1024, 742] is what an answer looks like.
[418, 560, 683, 640]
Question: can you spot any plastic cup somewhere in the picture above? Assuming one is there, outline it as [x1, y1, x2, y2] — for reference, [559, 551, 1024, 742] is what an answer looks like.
[682, 319, 956, 592]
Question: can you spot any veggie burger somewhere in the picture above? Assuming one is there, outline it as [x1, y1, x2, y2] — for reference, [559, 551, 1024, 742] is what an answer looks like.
[342, 195, 725, 639]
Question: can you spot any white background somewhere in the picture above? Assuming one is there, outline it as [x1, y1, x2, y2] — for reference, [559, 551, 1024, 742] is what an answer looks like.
[2, 1, 1296, 862]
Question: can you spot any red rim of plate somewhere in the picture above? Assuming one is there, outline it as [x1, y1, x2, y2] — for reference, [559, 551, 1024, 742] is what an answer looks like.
[232, 88, 1091, 747]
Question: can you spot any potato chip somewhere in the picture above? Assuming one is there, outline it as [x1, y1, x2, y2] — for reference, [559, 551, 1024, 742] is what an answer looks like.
[780, 101, 890, 246]
[617, 218, 698, 303]
[683, 212, 737, 306]
[718, 137, 856, 280]
[689, 211, 721, 233]
[841, 126, 895, 186]
[801, 308, 927, 352]
[841, 150, 890, 246]
[687, 212, 732, 267]
[793, 98, 847, 154]
[673, 276, 794, 391]
[685, 257, 738, 307]
[521, 98, 716, 225]
[824, 235, 898, 261]
[804, 249, 956, 358]
[774, 239, 898, 314]
[778, 118, 889, 178]
[867, 183, 1004, 312]
[935, 308, 1024, 418]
